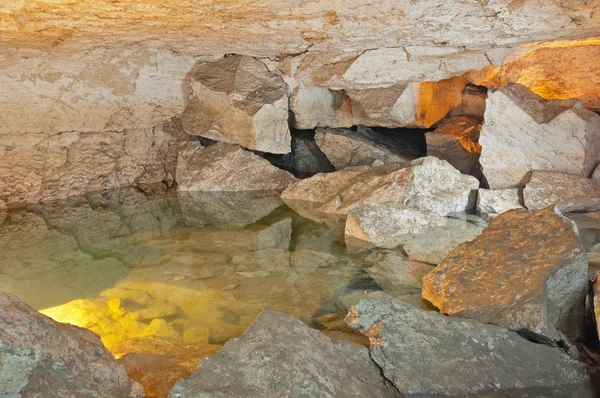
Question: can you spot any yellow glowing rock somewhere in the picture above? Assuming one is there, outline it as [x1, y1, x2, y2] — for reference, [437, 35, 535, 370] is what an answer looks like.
[141, 319, 181, 341]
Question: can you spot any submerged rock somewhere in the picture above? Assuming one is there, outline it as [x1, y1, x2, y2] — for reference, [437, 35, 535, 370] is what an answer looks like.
[364, 251, 434, 296]
[425, 116, 482, 178]
[479, 84, 600, 189]
[523, 171, 600, 212]
[477, 188, 524, 218]
[169, 310, 399, 398]
[0, 291, 144, 398]
[346, 292, 591, 397]
[176, 142, 297, 192]
[422, 206, 588, 342]
[180, 55, 291, 154]
[314, 126, 419, 169]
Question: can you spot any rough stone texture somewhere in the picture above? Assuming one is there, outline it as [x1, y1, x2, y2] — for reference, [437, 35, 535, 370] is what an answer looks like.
[523, 171, 600, 213]
[315, 127, 420, 169]
[176, 142, 297, 192]
[592, 164, 600, 182]
[290, 86, 353, 130]
[364, 251, 434, 296]
[180, 55, 291, 154]
[477, 188, 524, 217]
[345, 205, 448, 249]
[0, 291, 144, 398]
[346, 292, 591, 397]
[268, 132, 334, 177]
[320, 157, 479, 216]
[422, 206, 589, 342]
[479, 85, 600, 189]
[168, 310, 399, 398]
[425, 116, 482, 178]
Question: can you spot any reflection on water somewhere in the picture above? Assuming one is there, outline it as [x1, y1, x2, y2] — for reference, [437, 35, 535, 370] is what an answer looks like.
[2, 187, 599, 396]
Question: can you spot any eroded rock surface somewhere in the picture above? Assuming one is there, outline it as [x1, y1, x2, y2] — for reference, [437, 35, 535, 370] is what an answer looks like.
[315, 127, 420, 169]
[346, 292, 591, 397]
[523, 171, 600, 213]
[479, 85, 600, 189]
[168, 310, 399, 398]
[176, 142, 297, 192]
[180, 55, 291, 154]
[422, 206, 588, 342]
[477, 188, 524, 218]
[0, 291, 144, 398]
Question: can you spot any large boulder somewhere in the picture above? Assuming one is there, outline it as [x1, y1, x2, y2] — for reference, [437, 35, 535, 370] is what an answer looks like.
[180, 55, 291, 154]
[346, 292, 591, 397]
[477, 188, 524, 218]
[523, 171, 600, 212]
[290, 86, 353, 130]
[425, 116, 482, 178]
[422, 206, 588, 342]
[0, 291, 144, 398]
[168, 310, 399, 398]
[479, 84, 600, 189]
[315, 126, 420, 169]
[176, 141, 297, 192]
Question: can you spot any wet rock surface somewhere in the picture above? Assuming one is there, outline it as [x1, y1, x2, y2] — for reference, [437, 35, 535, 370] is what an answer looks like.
[176, 142, 297, 192]
[0, 291, 144, 398]
[479, 85, 600, 189]
[169, 310, 399, 398]
[423, 206, 588, 342]
[523, 171, 600, 212]
[180, 55, 291, 154]
[347, 292, 591, 398]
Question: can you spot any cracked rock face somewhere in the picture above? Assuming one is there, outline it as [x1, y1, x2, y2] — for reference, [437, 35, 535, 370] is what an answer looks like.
[180, 55, 291, 154]
[315, 126, 420, 170]
[176, 141, 297, 192]
[479, 84, 600, 189]
[422, 206, 588, 342]
[346, 292, 591, 397]
[168, 310, 399, 398]
[0, 291, 144, 398]
[523, 171, 600, 213]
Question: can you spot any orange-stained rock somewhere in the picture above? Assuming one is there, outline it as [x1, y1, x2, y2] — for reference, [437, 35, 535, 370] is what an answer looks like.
[422, 206, 588, 342]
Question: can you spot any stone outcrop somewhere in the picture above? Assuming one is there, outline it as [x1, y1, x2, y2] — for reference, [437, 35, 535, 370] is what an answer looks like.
[346, 292, 591, 397]
[315, 127, 420, 169]
[479, 84, 600, 189]
[422, 206, 588, 342]
[425, 116, 482, 178]
[345, 205, 448, 249]
[168, 310, 399, 398]
[176, 142, 297, 192]
[180, 55, 291, 154]
[523, 171, 600, 213]
[477, 188, 524, 218]
[0, 291, 144, 398]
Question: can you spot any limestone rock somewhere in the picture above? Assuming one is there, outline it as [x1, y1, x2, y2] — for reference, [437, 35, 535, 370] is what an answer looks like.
[592, 164, 600, 182]
[268, 132, 334, 177]
[176, 142, 297, 192]
[523, 171, 600, 213]
[291, 249, 338, 268]
[346, 292, 591, 397]
[168, 310, 399, 398]
[345, 205, 448, 249]
[364, 251, 434, 296]
[315, 127, 420, 170]
[422, 206, 588, 342]
[425, 117, 482, 178]
[0, 291, 144, 398]
[290, 86, 352, 130]
[477, 188, 524, 217]
[180, 55, 291, 154]
[321, 157, 479, 216]
[479, 84, 600, 189]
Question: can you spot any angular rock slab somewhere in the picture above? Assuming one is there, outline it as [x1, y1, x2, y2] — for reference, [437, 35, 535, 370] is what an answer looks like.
[290, 86, 353, 130]
[523, 170, 600, 212]
[176, 142, 297, 192]
[423, 206, 588, 342]
[180, 55, 291, 154]
[346, 292, 591, 397]
[315, 126, 420, 170]
[168, 310, 399, 398]
[425, 116, 482, 178]
[479, 84, 600, 188]
[477, 188, 524, 218]
[0, 291, 144, 398]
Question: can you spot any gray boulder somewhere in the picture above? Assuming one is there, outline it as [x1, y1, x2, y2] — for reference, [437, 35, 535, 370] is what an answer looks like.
[477, 188, 524, 218]
[523, 170, 600, 212]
